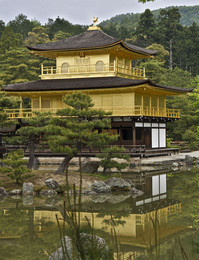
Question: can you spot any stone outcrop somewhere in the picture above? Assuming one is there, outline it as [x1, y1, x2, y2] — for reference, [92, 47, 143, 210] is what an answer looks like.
[185, 155, 194, 165]
[23, 195, 34, 205]
[40, 190, 58, 197]
[81, 160, 100, 174]
[131, 188, 144, 197]
[105, 177, 131, 191]
[91, 181, 111, 194]
[0, 187, 8, 196]
[22, 182, 34, 196]
[49, 233, 109, 260]
[45, 178, 60, 191]
[8, 189, 22, 196]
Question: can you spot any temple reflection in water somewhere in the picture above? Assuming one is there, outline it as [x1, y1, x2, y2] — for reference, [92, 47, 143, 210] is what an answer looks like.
[0, 173, 192, 259]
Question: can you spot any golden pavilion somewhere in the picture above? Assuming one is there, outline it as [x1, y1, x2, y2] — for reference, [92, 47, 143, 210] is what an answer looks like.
[2, 21, 192, 150]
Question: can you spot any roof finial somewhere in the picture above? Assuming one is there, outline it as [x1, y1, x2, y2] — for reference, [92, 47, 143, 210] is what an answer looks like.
[87, 17, 101, 31]
[93, 17, 98, 26]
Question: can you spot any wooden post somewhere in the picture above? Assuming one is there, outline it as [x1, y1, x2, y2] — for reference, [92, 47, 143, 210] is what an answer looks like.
[39, 96, 42, 112]
[141, 94, 143, 115]
[113, 60, 116, 73]
[164, 96, 166, 117]
[19, 96, 23, 117]
[157, 96, 159, 116]
[133, 126, 136, 146]
[149, 95, 152, 116]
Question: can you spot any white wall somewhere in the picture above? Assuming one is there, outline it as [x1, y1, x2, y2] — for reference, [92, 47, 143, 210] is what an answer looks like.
[152, 128, 166, 148]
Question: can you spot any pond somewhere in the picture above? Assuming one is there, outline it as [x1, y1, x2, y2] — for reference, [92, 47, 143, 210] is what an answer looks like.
[0, 169, 199, 259]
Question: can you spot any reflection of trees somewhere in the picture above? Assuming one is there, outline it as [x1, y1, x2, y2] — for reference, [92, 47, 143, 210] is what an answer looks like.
[0, 204, 60, 260]
[167, 170, 199, 228]
[0, 208, 29, 236]
[167, 169, 199, 257]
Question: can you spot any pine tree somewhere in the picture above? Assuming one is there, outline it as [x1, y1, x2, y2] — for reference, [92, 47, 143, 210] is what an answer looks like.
[99, 146, 129, 173]
[0, 92, 19, 126]
[15, 112, 51, 169]
[135, 9, 156, 46]
[47, 93, 118, 174]
[157, 8, 182, 69]
[0, 26, 22, 55]
[1, 150, 31, 184]
[24, 26, 50, 45]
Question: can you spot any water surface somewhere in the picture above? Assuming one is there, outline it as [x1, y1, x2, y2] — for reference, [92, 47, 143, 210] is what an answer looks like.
[0, 169, 199, 259]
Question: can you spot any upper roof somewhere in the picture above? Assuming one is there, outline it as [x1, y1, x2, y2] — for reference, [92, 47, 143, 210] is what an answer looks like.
[2, 77, 193, 94]
[26, 29, 157, 56]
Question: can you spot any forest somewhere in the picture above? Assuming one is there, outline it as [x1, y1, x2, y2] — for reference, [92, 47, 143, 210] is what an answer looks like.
[0, 6, 199, 149]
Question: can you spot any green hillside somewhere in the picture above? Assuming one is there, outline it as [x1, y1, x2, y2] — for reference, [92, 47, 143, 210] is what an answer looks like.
[100, 5, 199, 29]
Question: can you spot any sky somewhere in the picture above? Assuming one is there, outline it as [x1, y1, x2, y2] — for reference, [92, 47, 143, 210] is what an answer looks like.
[0, 0, 199, 25]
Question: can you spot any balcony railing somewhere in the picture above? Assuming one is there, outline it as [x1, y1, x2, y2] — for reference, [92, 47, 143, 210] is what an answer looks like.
[4, 107, 180, 119]
[40, 63, 145, 80]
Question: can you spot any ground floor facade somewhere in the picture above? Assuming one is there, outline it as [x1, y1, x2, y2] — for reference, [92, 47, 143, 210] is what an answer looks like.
[109, 117, 170, 149]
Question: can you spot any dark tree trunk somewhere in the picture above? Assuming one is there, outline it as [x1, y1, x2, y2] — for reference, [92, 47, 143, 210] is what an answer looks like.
[169, 39, 173, 70]
[55, 155, 73, 174]
[28, 139, 35, 169]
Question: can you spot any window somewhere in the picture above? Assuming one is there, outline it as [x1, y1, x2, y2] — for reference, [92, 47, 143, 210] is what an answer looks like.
[143, 95, 150, 106]
[136, 128, 143, 140]
[61, 62, 69, 73]
[41, 100, 50, 108]
[135, 93, 141, 106]
[96, 60, 104, 72]
[122, 128, 133, 140]
[159, 96, 165, 108]
[33, 99, 39, 109]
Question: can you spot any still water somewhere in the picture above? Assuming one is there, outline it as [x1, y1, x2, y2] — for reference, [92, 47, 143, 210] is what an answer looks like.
[0, 169, 199, 260]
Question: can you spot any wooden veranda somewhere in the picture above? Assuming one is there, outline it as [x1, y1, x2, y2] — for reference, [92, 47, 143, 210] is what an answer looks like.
[2, 144, 179, 158]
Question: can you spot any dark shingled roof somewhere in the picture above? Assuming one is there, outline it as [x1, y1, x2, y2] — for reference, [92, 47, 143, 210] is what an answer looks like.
[2, 77, 193, 93]
[26, 29, 157, 56]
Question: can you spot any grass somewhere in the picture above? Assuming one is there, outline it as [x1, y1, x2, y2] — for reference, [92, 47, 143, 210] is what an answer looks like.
[0, 169, 102, 192]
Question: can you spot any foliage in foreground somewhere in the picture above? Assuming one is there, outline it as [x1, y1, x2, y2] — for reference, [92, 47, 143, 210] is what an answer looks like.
[0, 149, 32, 184]
[15, 112, 51, 169]
[99, 146, 129, 173]
[47, 93, 118, 174]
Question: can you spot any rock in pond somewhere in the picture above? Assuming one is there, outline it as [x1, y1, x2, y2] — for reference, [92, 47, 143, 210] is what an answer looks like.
[0, 187, 8, 196]
[9, 189, 22, 196]
[49, 233, 109, 260]
[91, 181, 111, 194]
[40, 190, 58, 197]
[22, 182, 34, 196]
[131, 187, 144, 197]
[107, 194, 131, 204]
[172, 162, 179, 168]
[23, 195, 34, 205]
[105, 177, 131, 191]
[45, 178, 60, 191]
[89, 194, 110, 203]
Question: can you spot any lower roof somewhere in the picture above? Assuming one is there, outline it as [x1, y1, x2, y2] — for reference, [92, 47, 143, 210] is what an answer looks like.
[2, 77, 193, 94]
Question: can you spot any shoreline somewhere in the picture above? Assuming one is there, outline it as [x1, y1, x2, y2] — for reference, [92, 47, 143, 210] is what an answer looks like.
[29, 150, 199, 173]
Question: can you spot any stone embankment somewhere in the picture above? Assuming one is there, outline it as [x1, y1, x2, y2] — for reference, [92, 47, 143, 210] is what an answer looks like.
[35, 151, 199, 173]
[0, 177, 144, 206]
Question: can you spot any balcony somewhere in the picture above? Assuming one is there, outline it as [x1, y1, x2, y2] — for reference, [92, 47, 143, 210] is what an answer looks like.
[40, 63, 146, 80]
[4, 107, 180, 119]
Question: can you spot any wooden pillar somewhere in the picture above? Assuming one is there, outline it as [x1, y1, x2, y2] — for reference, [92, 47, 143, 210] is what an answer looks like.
[157, 96, 159, 116]
[19, 96, 23, 117]
[164, 96, 166, 117]
[119, 126, 122, 143]
[141, 94, 143, 115]
[39, 96, 42, 112]
[133, 125, 136, 146]
[149, 95, 152, 116]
